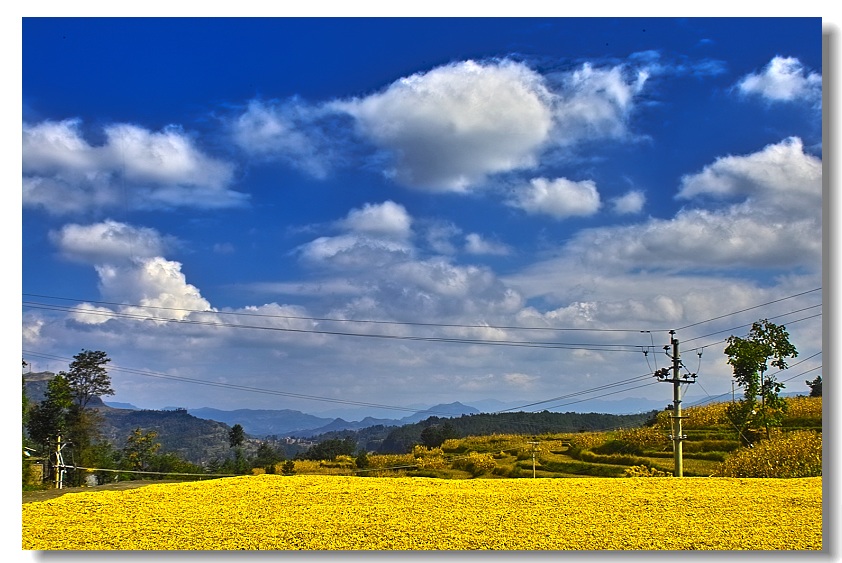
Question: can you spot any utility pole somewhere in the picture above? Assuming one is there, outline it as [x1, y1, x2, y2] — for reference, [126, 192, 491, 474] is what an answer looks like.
[54, 435, 65, 489]
[528, 441, 539, 478]
[654, 330, 697, 477]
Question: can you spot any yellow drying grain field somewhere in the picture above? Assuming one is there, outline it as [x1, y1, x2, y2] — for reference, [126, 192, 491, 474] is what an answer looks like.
[22, 474, 822, 550]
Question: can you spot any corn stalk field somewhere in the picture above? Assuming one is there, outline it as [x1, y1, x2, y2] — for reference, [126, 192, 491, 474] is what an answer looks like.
[22, 474, 821, 550]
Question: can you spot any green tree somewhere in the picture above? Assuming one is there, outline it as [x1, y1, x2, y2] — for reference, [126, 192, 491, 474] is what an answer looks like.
[122, 428, 162, 472]
[302, 437, 356, 461]
[25, 374, 74, 452]
[420, 422, 457, 448]
[227, 424, 249, 474]
[806, 375, 822, 397]
[251, 441, 282, 472]
[724, 319, 798, 443]
[228, 424, 245, 448]
[60, 350, 114, 408]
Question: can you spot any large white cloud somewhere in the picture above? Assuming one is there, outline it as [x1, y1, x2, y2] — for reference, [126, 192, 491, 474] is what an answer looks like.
[50, 220, 174, 264]
[23, 119, 244, 215]
[335, 59, 555, 191]
[508, 177, 601, 219]
[677, 137, 822, 215]
[230, 58, 651, 194]
[735, 56, 822, 105]
[94, 257, 213, 320]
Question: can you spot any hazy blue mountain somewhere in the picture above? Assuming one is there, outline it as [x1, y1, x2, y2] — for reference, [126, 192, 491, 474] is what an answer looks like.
[188, 407, 336, 437]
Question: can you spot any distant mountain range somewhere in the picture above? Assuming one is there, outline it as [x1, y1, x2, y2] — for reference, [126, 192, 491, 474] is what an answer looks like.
[103, 398, 675, 439]
[185, 402, 482, 438]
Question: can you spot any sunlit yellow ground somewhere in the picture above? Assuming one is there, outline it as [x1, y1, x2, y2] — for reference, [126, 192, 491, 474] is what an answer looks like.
[22, 474, 822, 550]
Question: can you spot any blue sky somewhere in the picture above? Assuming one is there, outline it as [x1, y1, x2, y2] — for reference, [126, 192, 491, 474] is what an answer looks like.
[20, 16, 825, 417]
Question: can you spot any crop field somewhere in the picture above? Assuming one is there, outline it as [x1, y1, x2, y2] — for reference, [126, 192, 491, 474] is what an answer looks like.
[22, 474, 821, 550]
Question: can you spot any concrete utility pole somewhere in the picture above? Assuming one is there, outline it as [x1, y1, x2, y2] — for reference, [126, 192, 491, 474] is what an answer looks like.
[654, 331, 697, 477]
[528, 441, 539, 478]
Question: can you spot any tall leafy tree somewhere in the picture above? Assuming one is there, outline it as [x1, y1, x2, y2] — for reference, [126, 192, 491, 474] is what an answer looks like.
[724, 319, 798, 443]
[26, 374, 74, 452]
[60, 350, 114, 408]
[228, 424, 245, 448]
[122, 428, 162, 472]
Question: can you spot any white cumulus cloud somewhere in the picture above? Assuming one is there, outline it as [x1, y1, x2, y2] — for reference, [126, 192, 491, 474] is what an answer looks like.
[334, 59, 555, 191]
[51, 220, 174, 264]
[735, 56, 821, 105]
[611, 190, 646, 215]
[508, 177, 601, 219]
[23, 119, 243, 215]
[677, 137, 822, 215]
[337, 200, 413, 240]
[95, 257, 213, 320]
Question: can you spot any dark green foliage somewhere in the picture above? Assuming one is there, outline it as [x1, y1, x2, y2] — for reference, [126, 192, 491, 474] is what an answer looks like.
[725, 319, 798, 443]
[355, 451, 369, 469]
[300, 437, 357, 461]
[281, 460, 295, 475]
[228, 424, 245, 448]
[681, 440, 741, 454]
[251, 441, 283, 472]
[25, 375, 73, 452]
[806, 375, 822, 397]
[537, 460, 626, 477]
[420, 422, 457, 448]
[591, 440, 643, 456]
[60, 350, 113, 408]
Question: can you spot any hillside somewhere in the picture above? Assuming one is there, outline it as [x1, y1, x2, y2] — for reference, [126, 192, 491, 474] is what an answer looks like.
[311, 409, 659, 454]
[94, 408, 233, 465]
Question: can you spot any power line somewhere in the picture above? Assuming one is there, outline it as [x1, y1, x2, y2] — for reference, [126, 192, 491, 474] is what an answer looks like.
[674, 287, 821, 331]
[23, 289, 822, 354]
[22, 301, 651, 353]
[498, 372, 656, 412]
[22, 293, 647, 334]
[681, 311, 823, 353]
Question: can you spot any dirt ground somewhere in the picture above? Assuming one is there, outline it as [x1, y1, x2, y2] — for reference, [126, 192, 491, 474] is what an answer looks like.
[22, 480, 185, 504]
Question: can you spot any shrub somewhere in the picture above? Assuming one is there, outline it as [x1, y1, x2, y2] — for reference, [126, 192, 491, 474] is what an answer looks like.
[592, 440, 643, 456]
[412, 445, 447, 470]
[614, 426, 670, 451]
[783, 396, 822, 425]
[452, 452, 497, 476]
[712, 430, 822, 478]
[569, 432, 610, 451]
[624, 465, 672, 477]
[365, 453, 416, 471]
